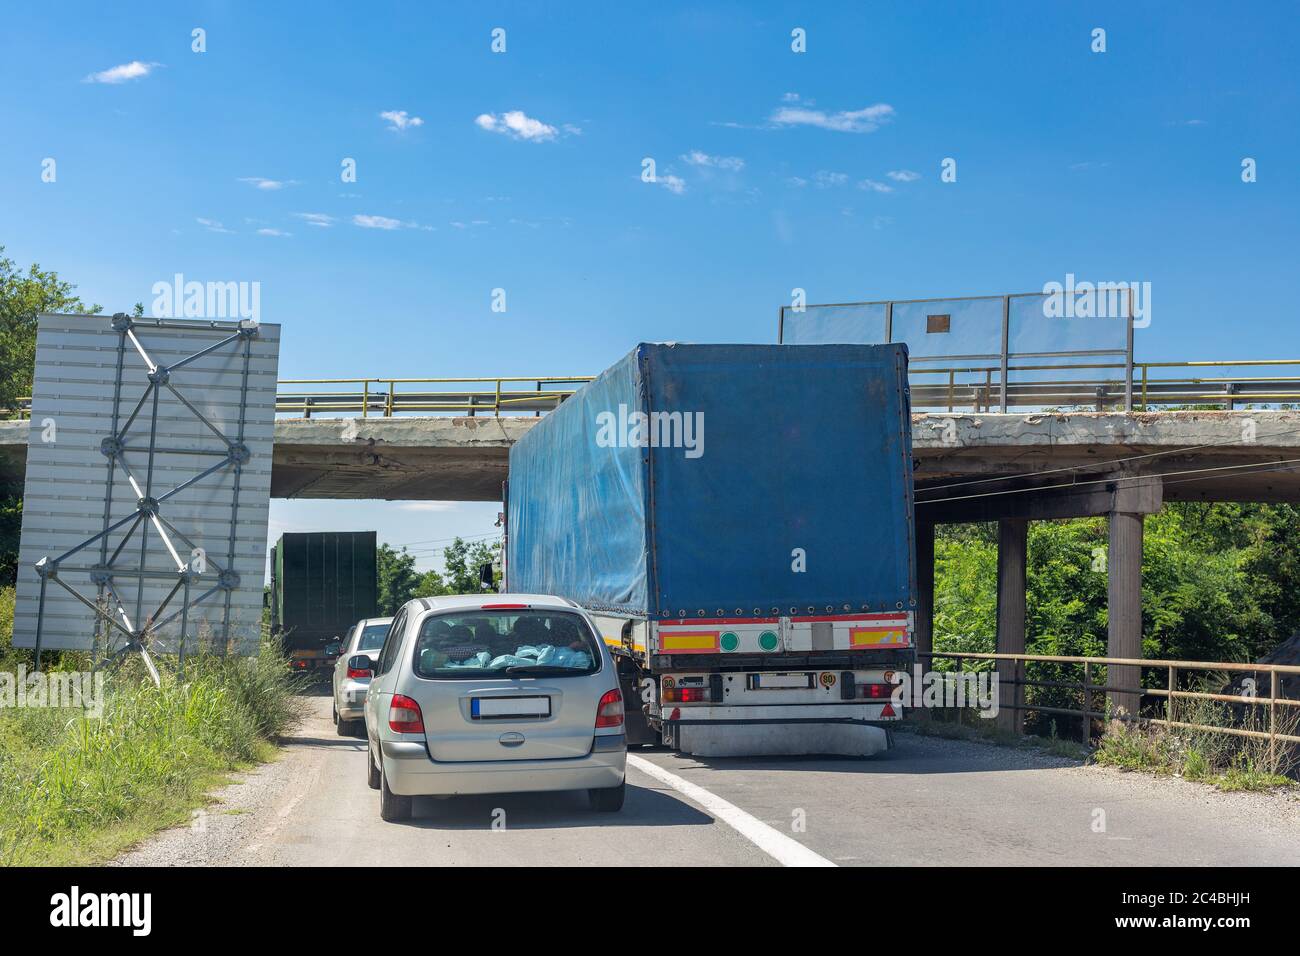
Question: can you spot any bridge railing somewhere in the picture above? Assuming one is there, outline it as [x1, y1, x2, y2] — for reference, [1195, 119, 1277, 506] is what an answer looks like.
[911, 358, 1300, 412]
[264, 360, 1300, 417]
[918, 650, 1300, 769]
[273, 375, 594, 418]
[6, 360, 1300, 420]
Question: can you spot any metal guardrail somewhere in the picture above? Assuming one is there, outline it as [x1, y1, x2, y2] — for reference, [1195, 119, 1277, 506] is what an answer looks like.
[912, 359, 1300, 412]
[274, 376, 593, 418]
[7, 362, 1300, 420]
[919, 650, 1300, 771]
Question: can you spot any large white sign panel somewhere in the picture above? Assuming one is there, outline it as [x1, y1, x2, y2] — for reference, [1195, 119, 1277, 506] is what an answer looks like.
[13, 313, 280, 655]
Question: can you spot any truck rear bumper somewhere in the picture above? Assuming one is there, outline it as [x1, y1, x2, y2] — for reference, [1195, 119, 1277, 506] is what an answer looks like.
[665, 704, 895, 757]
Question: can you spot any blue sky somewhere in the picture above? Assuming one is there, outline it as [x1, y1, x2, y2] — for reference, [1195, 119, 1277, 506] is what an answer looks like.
[3, 1, 1298, 572]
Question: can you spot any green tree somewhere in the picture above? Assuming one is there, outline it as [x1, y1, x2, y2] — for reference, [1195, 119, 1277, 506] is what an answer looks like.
[0, 246, 101, 414]
[414, 568, 449, 597]
[442, 537, 501, 593]
[932, 502, 1300, 728]
[376, 543, 420, 615]
[0, 248, 101, 581]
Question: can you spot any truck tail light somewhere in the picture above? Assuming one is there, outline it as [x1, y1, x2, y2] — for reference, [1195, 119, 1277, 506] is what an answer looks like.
[595, 688, 624, 728]
[860, 683, 894, 699]
[389, 694, 425, 734]
[662, 685, 712, 703]
[881, 702, 897, 718]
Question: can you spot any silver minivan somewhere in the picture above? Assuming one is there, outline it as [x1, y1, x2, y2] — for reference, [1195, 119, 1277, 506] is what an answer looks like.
[331, 615, 393, 737]
[360, 594, 627, 822]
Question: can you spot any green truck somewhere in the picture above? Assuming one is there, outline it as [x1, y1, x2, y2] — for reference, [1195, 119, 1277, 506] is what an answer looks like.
[270, 532, 379, 676]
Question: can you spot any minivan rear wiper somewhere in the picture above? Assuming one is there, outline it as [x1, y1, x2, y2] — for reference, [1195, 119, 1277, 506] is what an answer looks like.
[503, 664, 581, 675]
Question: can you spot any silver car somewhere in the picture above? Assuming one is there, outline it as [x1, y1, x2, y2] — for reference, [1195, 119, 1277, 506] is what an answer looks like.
[359, 594, 627, 821]
[332, 616, 394, 737]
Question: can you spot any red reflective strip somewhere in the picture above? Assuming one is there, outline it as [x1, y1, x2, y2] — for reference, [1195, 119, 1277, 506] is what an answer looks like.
[662, 617, 781, 626]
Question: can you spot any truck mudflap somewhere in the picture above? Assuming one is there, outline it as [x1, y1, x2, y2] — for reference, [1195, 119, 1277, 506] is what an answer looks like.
[662, 703, 896, 758]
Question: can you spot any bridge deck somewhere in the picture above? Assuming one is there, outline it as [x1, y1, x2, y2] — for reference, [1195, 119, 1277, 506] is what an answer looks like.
[4, 410, 1298, 505]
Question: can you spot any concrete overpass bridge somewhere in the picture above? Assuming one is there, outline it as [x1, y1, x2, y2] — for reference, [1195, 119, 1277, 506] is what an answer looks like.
[5, 362, 1300, 721]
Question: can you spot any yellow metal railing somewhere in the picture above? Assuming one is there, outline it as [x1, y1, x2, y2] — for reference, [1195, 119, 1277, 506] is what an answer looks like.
[273, 375, 593, 418]
[920, 650, 1300, 770]
[7, 360, 1300, 420]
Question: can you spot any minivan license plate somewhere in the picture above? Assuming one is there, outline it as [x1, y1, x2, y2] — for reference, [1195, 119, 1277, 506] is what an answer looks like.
[472, 696, 551, 718]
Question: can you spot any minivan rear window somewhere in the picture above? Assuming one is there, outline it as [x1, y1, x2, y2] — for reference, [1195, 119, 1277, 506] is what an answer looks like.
[356, 623, 391, 651]
[412, 610, 601, 679]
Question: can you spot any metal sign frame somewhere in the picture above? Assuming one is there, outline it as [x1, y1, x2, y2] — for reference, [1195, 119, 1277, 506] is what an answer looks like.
[30, 313, 265, 679]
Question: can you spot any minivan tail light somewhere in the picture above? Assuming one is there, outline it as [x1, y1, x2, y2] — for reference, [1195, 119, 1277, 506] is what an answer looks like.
[389, 694, 425, 734]
[595, 688, 624, 728]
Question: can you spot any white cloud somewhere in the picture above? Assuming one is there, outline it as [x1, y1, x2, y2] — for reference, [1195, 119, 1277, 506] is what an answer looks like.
[293, 212, 336, 227]
[814, 171, 848, 187]
[380, 110, 424, 131]
[353, 214, 403, 230]
[886, 169, 921, 182]
[782, 92, 801, 102]
[857, 179, 894, 193]
[352, 214, 431, 231]
[786, 176, 809, 188]
[257, 228, 291, 237]
[475, 110, 565, 142]
[681, 150, 744, 171]
[653, 174, 686, 195]
[770, 103, 895, 133]
[85, 60, 159, 84]
[195, 218, 233, 234]
[238, 177, 297, 190]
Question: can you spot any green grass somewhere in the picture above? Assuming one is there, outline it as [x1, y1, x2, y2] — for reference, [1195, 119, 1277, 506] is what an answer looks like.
[1092, 693, 1298, 793]
[0, 586, 306, 866]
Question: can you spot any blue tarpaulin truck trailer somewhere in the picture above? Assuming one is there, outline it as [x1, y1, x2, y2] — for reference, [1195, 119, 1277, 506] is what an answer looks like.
[505, 343, 916, 757]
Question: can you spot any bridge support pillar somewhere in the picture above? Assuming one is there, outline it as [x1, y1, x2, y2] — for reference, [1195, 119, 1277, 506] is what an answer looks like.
[995, 518, 1027, 733]
[1107, 510, 1144, 719]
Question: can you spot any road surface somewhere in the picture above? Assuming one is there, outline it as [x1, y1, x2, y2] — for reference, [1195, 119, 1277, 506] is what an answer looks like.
[116, 694, 1300, 867]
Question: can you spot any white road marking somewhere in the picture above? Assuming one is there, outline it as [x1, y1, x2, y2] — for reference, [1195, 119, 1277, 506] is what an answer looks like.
[627, 754, 836, 868]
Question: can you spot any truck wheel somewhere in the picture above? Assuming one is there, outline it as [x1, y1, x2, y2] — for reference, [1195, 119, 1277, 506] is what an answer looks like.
[379, 759, 413, 822]
[366, 742, 381, 790]
[588, 781, 626, 812]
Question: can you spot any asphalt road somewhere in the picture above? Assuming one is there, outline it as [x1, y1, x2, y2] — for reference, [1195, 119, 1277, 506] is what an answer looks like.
[116, 694, 1300, 867]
